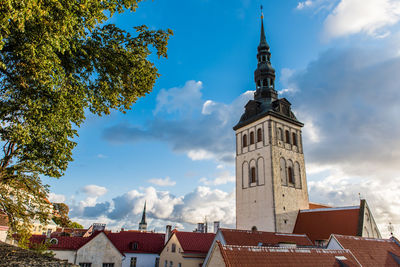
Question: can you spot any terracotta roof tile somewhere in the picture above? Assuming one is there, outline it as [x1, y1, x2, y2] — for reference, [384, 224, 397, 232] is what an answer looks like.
[293, 207, 360, 242]
[174, 232, 215, 254]
[220, 228, 313, 247]
[332, 234, 400, 266]
[106, 231, 165, 254]
[30, 234, 91, 251]
[218, 243, 360, 267]
[308, 202, 332, 209]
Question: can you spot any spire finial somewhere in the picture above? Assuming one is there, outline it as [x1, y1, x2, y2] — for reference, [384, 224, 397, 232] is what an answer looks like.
[261, 5, 264, 19]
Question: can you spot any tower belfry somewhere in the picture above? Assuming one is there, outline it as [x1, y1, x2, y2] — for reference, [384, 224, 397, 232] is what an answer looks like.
[233, 12, 309, 233]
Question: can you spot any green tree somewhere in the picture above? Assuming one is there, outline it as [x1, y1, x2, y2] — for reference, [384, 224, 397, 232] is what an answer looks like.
[69, 221, 83, 229]
[0, 0, 172, 239]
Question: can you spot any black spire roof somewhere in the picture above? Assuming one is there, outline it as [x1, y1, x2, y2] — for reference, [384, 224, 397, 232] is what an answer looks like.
[139, 201, 147, 230]
[233, 11, 302, 130]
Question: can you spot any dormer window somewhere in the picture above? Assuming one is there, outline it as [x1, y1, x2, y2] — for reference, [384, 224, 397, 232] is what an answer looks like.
[250, 132, 255, 145]
[130, 242, 139, 250]
[243, 134, 248, 147]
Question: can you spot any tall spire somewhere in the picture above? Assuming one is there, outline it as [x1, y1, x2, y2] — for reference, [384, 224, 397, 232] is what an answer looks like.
[254, 6, 277, 101]
[138, 201, 147, 231]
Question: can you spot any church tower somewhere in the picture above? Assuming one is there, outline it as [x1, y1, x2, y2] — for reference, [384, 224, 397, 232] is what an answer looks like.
[233, 12, 309, 233]
[139, 201, 147, 231]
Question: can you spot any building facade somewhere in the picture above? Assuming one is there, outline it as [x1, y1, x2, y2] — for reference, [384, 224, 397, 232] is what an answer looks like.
[234, 14, 309, 233]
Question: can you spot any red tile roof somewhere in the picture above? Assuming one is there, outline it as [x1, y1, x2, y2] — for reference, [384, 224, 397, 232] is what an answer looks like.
[107, 231, 165, 254]
[30, 234, 93, 251]
[174, 232, 215, 254]
[293, 206, 360, 242]
[217, 242, 360, 267]
[331, 234, 400, 267]
[220, 228, 313, 246]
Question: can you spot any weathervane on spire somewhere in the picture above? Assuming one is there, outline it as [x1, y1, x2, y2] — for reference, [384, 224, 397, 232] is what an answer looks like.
[261, 5, 264, 19]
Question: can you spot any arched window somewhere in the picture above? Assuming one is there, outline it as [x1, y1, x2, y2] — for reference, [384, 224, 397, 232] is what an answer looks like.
[292, 132, 297, 146]
[243, 134, 247, 147]
[250, 167, 256, 183]
[263, 79, 268, 87]
[251, 226, 258, 232]
[257, 80, 261, 88]
[250, 132, 255, 144]
[278, 128, 283, 141]
[288, 167, 294, 184]
[257, 128, 262, 142]
[285, 130, 290, 143]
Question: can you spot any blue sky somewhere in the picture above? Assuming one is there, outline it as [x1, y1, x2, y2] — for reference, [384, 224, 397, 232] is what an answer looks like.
[44, 0, 400, 236]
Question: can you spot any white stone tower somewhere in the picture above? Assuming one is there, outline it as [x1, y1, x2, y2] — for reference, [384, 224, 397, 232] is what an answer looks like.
[233, 13, 309, 233]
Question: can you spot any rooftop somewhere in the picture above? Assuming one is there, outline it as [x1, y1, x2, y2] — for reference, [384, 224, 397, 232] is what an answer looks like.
[220, 228, 313, 247]
[174, 231, 215, 254]
[217, 242, 360, 267]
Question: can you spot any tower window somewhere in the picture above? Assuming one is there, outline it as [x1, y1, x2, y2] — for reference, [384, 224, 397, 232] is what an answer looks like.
[278, 128, 283, 141]
[292, 132, 297, 146]
[250, 132, 255, 144]
[263, 79, 268, 87]
[257, 80, 261, 88]
[257, 128, 262, 142]
[262, 55, 266, 62]
[288, 166, 294, 184]
[243, 134, 248, 147]
[250, 167, 256, 183]
[285, 130, 290, 144]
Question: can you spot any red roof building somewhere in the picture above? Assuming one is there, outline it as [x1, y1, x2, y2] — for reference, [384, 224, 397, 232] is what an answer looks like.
[293, 200, 381, 245]
[107, 230, 165, 254]
[160, 231, 215, 267]
[205, 241, 361, 267]
[327, 234, 400, 266]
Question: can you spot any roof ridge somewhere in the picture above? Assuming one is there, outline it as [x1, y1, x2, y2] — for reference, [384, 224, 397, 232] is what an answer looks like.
[300, 206, 360, 213]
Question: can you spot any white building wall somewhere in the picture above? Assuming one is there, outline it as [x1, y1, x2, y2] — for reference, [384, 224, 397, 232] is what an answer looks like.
[76, 233, 123, 267]
[122, 253, 160, 267]
[53, 250, 76, 264]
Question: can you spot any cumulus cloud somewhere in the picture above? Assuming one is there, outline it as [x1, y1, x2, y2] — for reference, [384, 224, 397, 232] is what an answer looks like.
[199, 171, 235, 186]
[288, 43, 400, 237]
[297, 0, 313, 10]
[69, 186, 235, 232]
[48, 193, 66, 203]
[82, 185, 108, 197]
[103, 81, 253, 163]
[148, 176, 176, 187]
[324, 0, 400, 39]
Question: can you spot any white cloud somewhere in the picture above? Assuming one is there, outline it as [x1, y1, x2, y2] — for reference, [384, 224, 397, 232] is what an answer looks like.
[297, 0, 313, 10]
[97, 154, 108, 159]
[199, 171, 235, 186]
[154, 80, 203, 115]
[103, 82, 252, 164]
[82, 185, 108, 197]
[69, 186, 235, 232]
[148, 177, 176, 187]
[324, 0, 400, 39]
[48, 193, 66, 203]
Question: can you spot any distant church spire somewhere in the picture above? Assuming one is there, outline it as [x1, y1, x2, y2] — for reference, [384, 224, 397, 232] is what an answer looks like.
[139, 201, 147, 231]
[254, 6, 277, 101]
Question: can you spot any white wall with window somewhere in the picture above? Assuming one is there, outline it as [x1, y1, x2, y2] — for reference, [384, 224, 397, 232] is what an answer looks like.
[122, 253, 160, 267]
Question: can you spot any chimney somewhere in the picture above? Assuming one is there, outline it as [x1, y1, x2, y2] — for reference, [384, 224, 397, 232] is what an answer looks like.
[165, 225, 172, 244]
[197, 223, 205, 233]
[213, 221, 220, 233]
[121, 228, 124, 232]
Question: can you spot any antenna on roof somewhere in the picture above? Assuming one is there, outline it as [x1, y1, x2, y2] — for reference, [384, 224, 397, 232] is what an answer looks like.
[388, 222, 394, 237]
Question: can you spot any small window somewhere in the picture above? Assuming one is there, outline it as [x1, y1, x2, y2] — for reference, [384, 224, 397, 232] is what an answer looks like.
[171, 243, 176, 253]
[285, 130, 290, 143]
[169, 261, 173, 267]
[79, 264, 92, 267]
[103, 264, 114, 267]
[243, 134, 248, 147]
[251, 226, 258, 231]
[178, 264, 182, 267]
[130, 257, 137, 267]
[155, 258, 160, 267]
[292, 132, 297, 146]
[164, 260, 167, 267]
[250, 132, 255, 144]
[262, 55, 266, 62]
[263, 79, 268, 87]
[250, 167, 256, 183]
[257, 80, 261, 88]
[257, 128, 262, 142]
[131, 242, 138, 250]
[288, 166, 294, 184]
